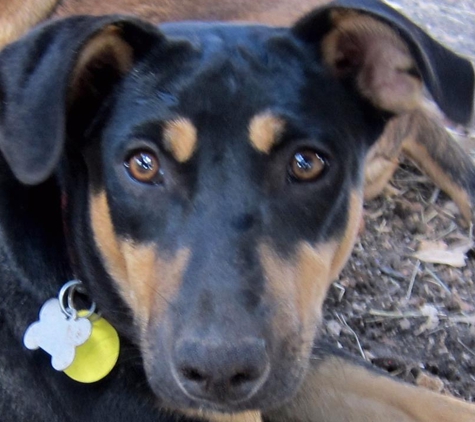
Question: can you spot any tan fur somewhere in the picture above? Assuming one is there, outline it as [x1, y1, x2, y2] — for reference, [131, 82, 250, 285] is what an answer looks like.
[364, 155, 400, 200]
[365, 109, 474, 224]
[90, 192, 190, 330]
[329, 191, 363, 280]
[163, 118, 198, 163]
[322, 12, 423, 113]
[69, 25, 133, 104]
[119, 242, 159, 323]
[0, 0, 57, 49]
[364, 114, 407, 200]
[185, 410, 262, 422]
[403, 131, 472, 225]
[89, 192, 128, 284]
[259, 241, 335, 355]
[52, 0, 327, 26]
[0, 0, 330, 51]
[248, 112, 285, 154]
[267, 354, 475, 422]
[258, 192, 364, 375]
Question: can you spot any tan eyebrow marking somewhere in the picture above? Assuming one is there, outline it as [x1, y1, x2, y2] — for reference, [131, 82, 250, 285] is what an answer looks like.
[163, 117, 198, 163]
[248, 112, 285, 154]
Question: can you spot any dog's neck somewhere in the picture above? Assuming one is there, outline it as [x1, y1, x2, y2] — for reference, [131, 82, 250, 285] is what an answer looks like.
[0, 164, 71, 297]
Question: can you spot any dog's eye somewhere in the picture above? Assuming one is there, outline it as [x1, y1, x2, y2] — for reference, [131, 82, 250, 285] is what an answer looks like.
[124, 151, 162, 184]
[288, 149, 326, 182]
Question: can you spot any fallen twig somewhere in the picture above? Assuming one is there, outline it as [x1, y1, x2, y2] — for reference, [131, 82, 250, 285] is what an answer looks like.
[424, 267, 451, 294]
[405, 260, 421, 302]
[337, 314, 366, 361]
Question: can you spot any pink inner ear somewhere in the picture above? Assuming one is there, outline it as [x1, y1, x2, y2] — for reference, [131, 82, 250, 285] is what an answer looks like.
[323, 14, 423, 114]
[333, 33, 364, 75]
[357, 36, 422, 113]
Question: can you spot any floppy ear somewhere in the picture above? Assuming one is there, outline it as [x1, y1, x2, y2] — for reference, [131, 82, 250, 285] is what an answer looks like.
[292, 0, 474, 124]
[0, 15, 163, 185]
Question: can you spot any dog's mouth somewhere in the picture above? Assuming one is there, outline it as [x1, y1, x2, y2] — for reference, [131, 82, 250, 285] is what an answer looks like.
[148, 359, 309, 414]
[141, 323, 314, 414]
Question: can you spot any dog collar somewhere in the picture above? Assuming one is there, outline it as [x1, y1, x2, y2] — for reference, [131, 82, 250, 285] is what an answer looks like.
[23, 280, 120, 383]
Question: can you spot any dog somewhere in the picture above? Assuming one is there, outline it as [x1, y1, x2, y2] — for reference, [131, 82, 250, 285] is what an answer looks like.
[0, 0, 474, 421]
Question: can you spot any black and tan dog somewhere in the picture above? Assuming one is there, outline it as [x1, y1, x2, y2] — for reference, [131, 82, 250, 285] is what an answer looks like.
[0, 0, 474, 421]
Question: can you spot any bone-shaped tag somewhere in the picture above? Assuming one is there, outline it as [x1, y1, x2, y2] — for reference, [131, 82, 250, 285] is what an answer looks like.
[23, 298, 92, 371]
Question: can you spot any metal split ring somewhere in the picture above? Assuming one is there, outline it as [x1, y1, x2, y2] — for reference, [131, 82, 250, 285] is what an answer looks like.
[58, 280, 96, 320]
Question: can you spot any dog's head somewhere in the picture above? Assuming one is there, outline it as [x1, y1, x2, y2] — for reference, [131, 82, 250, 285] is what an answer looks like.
[0, 0, 473, 414]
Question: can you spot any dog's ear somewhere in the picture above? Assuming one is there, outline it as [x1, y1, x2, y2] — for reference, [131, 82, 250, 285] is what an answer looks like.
[292, 0, 474, 125]
[0, 16, 163, 185]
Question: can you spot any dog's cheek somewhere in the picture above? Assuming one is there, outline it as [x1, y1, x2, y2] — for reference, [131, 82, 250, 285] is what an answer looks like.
[259, 190, 363, 357]
[259, 241, 336, 358]
[89, 191, 128, 290]
[329, 191, 364, 280]
[89, 191, 190, 333]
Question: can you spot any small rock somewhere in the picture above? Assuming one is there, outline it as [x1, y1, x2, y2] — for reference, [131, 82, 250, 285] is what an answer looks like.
[399, 318, 411, 330]
[416, 371, 445, 393]
[352, 302, 366, 312]
[326, 320, 342, 338]
[442, 201, 459, 217]
[364, 350, 376, 361]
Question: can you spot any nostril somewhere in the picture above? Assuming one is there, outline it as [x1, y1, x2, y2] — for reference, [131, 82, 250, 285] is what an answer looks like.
[181, 366, 207, 383]
[230, 370, 257, 387]
[231, 213, 255, 232]
[173, 337, 269, 403]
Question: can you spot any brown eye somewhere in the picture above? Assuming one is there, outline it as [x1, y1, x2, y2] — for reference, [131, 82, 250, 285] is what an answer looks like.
[124, 150, 162, 184]
[289, 149, 326, 182]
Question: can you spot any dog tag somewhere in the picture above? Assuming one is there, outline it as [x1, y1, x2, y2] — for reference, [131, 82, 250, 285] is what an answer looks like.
[23, 298, 92, 371]
[24, 281, 120, 383]
[63, 311, 120, 383]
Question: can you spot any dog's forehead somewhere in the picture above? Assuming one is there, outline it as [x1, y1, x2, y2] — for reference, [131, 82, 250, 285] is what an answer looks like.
[111, 22, 359, 151]
[159, 21, 287, 51]
[154, 21, 311, 113]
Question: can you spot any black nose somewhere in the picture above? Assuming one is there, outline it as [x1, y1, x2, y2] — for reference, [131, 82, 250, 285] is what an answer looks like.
[173, 336, 269, 404]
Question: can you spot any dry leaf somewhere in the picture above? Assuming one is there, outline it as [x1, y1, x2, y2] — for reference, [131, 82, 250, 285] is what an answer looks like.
[417, 240, 447, 252]
[450, 240, 474, 255]
[413, 239, 473, 268]
[413, 250, 466, 267]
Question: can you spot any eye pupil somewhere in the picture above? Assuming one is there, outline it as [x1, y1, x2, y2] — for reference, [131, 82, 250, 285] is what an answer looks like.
[294, 153, 314, 172]
[125, 150, 161, 184]
[135, 154, 154, 173]
[289, 149, 326, 182]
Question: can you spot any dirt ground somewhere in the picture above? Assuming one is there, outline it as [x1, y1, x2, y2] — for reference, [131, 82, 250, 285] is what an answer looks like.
[322, 0, 475, 401]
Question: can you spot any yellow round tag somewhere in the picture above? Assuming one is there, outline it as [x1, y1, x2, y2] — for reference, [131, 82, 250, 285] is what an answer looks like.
[63, 312, 120, 383]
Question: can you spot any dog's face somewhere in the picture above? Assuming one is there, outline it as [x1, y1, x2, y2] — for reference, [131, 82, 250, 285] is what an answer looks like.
[84, 23, 377, 412]
[0, 0, 472, 416]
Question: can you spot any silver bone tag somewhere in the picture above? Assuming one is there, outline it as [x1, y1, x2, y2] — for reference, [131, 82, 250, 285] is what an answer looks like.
[23, 298, 92, 371]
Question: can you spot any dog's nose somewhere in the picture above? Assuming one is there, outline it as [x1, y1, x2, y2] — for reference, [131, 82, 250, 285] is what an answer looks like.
[173, 336, 269, 404]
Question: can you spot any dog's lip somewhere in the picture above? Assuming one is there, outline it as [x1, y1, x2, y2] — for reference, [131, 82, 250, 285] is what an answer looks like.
[178, 397, 255, 414]
[153, 354, 310, 414]
[145, 350, 294, 414]
[144, 321, 310, 412]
